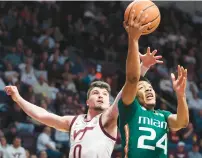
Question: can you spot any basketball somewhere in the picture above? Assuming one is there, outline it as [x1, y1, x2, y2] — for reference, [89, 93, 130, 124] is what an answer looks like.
[124, 0, 161, 35]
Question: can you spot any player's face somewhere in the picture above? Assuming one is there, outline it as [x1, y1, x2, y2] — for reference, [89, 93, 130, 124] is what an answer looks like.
[87, 87, 110, 111]
[137, 81, 156, 109]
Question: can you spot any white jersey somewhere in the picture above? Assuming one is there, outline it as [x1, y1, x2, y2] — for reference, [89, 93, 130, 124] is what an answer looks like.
[69, 114, 116, 158]
[6, 145, 26, 158]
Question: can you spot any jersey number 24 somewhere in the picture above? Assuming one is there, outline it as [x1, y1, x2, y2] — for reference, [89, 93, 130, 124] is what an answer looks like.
[137, 127, 167, 155]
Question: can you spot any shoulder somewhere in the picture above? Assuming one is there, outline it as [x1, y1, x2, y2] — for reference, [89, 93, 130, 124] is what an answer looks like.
[156, 109, 172, 115]
[39, 133, 48, 139]
[19, 147, 25, 152]
[118, 98, 140, 108]
[69, 115, 82, 131]
[156, 109, 172, 119]
[6, 145, 13, 150]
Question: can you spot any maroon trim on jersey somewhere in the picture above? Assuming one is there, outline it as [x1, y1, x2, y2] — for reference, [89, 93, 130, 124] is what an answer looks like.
[69, 115, 78, 132]
[99, 114, 117, 141]
[83, 114, 93, 122]
[73, 144, 82, 158]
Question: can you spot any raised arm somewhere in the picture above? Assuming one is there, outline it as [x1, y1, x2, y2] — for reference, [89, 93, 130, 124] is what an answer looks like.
[4, 86, 74, 132]
[122, 11, 150, 106]
[101, 11, 155, 132]
[168, 65, 189, 131]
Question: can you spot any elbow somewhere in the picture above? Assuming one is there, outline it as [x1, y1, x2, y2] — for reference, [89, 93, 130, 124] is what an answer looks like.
[183, 118, 189, 128]
[179, 118, 189, 128]
[183, 112, 190, 128]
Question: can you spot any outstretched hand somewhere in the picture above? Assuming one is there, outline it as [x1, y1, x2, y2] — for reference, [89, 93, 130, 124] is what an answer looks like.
[171, 65, 187, 97]
[139, 47, 163, 68]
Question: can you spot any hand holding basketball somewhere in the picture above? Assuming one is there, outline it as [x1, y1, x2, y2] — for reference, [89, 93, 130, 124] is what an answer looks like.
[125, 10, 151, 40]
[124, 0, 161, 35]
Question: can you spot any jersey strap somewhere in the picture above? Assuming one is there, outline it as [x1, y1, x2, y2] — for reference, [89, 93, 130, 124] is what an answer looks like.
[69, 115, 78, 132]
[99, 114, 117, 141]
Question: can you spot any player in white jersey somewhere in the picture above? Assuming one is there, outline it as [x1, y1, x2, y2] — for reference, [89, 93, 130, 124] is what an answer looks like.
[4, 12, 163, 158]
[68, 114, 116, 158]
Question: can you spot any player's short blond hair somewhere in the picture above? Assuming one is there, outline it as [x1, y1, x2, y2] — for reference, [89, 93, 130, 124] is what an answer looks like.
[87, 81, 111, 99]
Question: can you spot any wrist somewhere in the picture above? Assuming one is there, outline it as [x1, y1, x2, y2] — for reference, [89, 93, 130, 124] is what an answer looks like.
[141, 64, 149, 77]
[128, 35, 139, 42]
[176, 93, 186, 99]
[14, 94, 22, 103]
[142, 63, 150, 69]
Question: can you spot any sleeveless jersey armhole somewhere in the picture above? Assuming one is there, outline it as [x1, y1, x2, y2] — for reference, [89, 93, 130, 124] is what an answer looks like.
[99, 114, 117, 141]
[69, 115, 78, 132]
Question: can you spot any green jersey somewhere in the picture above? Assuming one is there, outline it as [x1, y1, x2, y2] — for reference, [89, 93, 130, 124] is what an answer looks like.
[118, 98, 172, 158]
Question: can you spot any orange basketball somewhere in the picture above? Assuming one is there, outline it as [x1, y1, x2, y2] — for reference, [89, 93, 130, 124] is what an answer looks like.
[124, 0, 161, 35]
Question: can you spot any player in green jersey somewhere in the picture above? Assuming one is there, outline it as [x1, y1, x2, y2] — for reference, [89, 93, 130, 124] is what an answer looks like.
[118, 10, 189, 158]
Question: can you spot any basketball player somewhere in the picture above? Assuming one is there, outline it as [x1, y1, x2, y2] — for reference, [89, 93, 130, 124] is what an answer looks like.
[4, 12, 160, 158]
[118, 10, 189, 158]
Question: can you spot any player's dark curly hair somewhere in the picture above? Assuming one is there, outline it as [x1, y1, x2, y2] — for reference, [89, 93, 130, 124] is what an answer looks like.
[87, 81, 111, 99]
[139, 76, 152, 85]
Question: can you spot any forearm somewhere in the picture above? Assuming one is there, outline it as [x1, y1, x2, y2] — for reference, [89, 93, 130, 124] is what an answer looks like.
[15, 95, 48, 120]
[126, 38, 141, 81]
[140, 63, 149, 77]
[176, 95, 189, 127]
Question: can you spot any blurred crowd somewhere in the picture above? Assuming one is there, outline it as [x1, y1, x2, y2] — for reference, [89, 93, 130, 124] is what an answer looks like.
[0, 1, 202, 158]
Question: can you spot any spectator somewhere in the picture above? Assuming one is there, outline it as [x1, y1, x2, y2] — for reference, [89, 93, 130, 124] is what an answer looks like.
[3, 46, 22, 67]
[33, 74, 51, 98]
[4, 62, 19, 84]
[4, 125, 17, 144]
[21, 65, 38, 86]
[0, 136, 9, 157]
[61, 77, 77, 93]
[39, 151, 48, 158]
[48, 49, 62, 65]
[8, 103, 35, 134]
[37, 126, 62, 158]
[38, 28, 55, 49]
[181, 123, 196, 150]
[48, 81, 59, 100]
[26, 149, 30, 158]
[6, 137, 26, 158]
[59, 94, 75, 115]
[168, 130, 180, 150]
[188, 143, 202, 158]
[60, 47, 70, 65]
[35, 62, 48, 81]
[30, 155, 37, 158]
[193, 110, 202, 134]
[54, 130, 70, 153]
[171, 141, 188, 158]
[18, 57, 34, 75]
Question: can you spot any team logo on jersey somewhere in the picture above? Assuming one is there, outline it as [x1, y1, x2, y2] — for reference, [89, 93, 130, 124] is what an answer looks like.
[138, 116, 167, 129]
[74, 127, 95, 140]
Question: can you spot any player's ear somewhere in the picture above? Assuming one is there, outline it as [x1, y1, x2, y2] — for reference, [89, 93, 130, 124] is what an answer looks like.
[86, 100, 89, 107]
